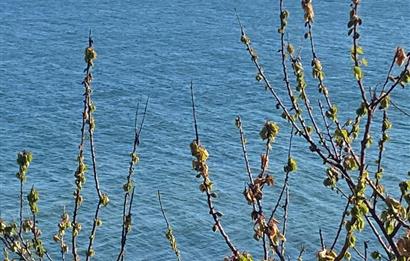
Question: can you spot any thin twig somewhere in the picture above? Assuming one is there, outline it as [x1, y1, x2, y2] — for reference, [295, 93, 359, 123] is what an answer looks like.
[319, 229, 325, 250]
[364, 215, 392, 257]
[269, 128, 293, 222]
[235, 116, 267, 257]
[331, 199, 350, 250]
[306, 14, 357, 162]
[351, 3, 369, 105]
[281, 186, 289, 256]
[334, 186, 350, 200]
[236, 7, 340, 172]
[366, 202, 401, 256]
[288, 54, 336, 160]
[373, 111, 387, 207]
[190, 81, 199, 143]
[71, 31, 94, 261]
[19, 177, 23, 236]
[117, 98, 149, 261]
[157, 191, 181, 261]
[84, 31, 105, 261]
[258, 139, 271, 260]
[374, 49, 410, 108]
[190, 83, 238, 257]
[158, 191, 170, 228]
[380, 52, 398, 93]
[317, 101, 338, 158]
[391, 100, 410, 117]
[352, 246, 366, 260]
[297, 246, 306, 261]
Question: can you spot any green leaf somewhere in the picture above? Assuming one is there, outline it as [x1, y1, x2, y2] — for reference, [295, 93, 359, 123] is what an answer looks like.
[356, 102, 367, 116]
[375, 171, 383, 180]
[353, 66, 363, 80]
[356, 216, 365, 231]
[260, 121, 280, 142]
[385, 220, 395, 235]
[348, 234, 356, 247]
[399, 181, 410, 195]
[371, 251, 382, 260]
[344, 251, 351, 260]
[356, 46, 364, 55]
[343, 156, 358, 171]
[286, 157, 298, 172]
[379, 93, 390, 110]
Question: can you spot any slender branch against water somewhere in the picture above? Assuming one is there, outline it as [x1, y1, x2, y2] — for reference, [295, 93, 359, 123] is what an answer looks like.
[305, 10, 355, 160]
[319, 229, 325, 250]
[71, 31, 95, 261]
[116, 98, 149, 261]
[287, 53, 336, 160]
[190, 81, 199, 143]
[352, 246, 366, 260]
[280, 186, 289, 256]
[373, 111, 388, 207]
[157, 191, 181, 261]
[236, 1, 410, 258]
[350, 2, 368, 105]
[277, 0, 330, 164]
[235, 116, 269, 259]
[235, 9, 339, 170]
[330, 199, 350, 250]
[390, 100, 410, 117]
[189, 82, 239, 258]
[19, 174, 24, 237]
[84, 31, 110, 260]
[364, 215, 392, 257]
[380, 52, 398, 93]
[374, 57, 410, 107]
[280, 128, 293, 256]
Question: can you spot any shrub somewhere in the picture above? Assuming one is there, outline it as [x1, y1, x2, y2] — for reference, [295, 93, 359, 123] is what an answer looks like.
[1, 0, 410, 260]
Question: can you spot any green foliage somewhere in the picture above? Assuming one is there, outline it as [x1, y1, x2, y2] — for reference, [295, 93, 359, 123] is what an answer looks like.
[238, 252, 253, 261]
[379, 93, 390, 110]
[99, 193, 110, 207]
[284, 157, 297, 172]
[343, 155, 358, 171]
[334, 128, 350, 146]
[27, 187, 39, 214]
[2, 2, 410, 260]
[312, 58, 325, 81]
[353, 66, 363, 80]
[15, 151, 33, 182]
[325, 104, 338, 121]
[165, 227, 180, 259]
[292, 58, 307, 92]
[317, 249, 337, 261]
[259, 121, 280, 142]
[356, 102, 367, 116]
[278, 10, 289, 33]
[323, 168, 339, 188]
[371, 251, 382, 260]
[84, 47, 97, 65]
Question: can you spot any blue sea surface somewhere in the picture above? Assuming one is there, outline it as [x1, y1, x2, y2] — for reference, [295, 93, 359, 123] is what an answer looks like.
[1, 0, 409, 260]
